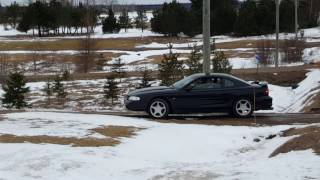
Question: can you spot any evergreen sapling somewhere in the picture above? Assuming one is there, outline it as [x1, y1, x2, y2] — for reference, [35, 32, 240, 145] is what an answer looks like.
[2, 72, 30, 109]
[185, 44, 203, 75]
[158, 44, 184, 86]
[103, 76, 119, 105]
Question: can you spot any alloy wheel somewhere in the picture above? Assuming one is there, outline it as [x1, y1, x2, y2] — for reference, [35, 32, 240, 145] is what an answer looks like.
[235, 99, 252, 117]
[149, 100, 167, 118]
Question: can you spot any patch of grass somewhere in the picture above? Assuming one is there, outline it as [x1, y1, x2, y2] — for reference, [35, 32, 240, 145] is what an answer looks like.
[0, 126, 143, 147]
[0, 134, 119, 147]
[234, 70, 308, 86]
[0, 37, 189, 51]
[270, 126, 320, 157]
[93, 126, 143, 138]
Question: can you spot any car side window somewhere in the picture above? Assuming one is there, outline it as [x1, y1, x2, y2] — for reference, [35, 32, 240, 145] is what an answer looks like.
[191, 77, 223, 90]
[223, 78, 236, 88]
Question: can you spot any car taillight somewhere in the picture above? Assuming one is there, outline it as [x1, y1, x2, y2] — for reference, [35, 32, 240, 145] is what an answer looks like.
[264, 89, 269, 96]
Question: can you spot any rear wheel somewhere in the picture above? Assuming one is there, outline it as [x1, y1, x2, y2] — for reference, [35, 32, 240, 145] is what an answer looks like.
[232, 98, 253, 118]
[148, 99, 169, 119]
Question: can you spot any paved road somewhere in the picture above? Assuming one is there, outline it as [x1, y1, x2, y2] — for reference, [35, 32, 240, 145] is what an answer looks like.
[56, 111, 320, 126]
[117, 112, 320, 126]
[1, 110, 319, 126]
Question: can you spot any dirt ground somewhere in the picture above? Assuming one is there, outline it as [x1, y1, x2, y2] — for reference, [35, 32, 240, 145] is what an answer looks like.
[0, 125, 142, 147]
[270, 126, 320, 157]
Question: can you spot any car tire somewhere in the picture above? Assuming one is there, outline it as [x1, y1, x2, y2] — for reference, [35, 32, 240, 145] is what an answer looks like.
[232, 98, 253, 118]
[147, 98, 169, 119]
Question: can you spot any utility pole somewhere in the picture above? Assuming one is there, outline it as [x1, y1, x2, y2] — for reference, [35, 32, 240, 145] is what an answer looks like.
[275, 0, 279, 68]
[203, 0, 211, 75]
[295, 0, 299, 39]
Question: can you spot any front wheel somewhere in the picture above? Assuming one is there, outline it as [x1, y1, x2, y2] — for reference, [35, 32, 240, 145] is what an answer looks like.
[147, 99, 169, 119]
[232, 98, 253, 118]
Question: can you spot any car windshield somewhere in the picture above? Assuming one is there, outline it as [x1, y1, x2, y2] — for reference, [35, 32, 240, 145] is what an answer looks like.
[172, 75, 197, 89]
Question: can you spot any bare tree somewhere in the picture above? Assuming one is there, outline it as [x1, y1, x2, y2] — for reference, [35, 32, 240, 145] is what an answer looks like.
[96, 53, 108, 71]
[77, 34, 97, 73]
[281, 36, 306, 64]
[76, 0, 98, 73]
[135, 9, 148, 32]
[105, 0, 118, 10]
[31, 42, 42, 75]
[0, 53, 9, 85]
[255, 39, 273, 66]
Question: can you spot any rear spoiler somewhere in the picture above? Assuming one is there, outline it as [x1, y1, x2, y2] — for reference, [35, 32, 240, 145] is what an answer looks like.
[249, 81, 268, 88]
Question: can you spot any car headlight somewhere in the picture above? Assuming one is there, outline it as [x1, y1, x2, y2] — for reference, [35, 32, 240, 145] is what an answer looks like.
[128, 96, 141, 101]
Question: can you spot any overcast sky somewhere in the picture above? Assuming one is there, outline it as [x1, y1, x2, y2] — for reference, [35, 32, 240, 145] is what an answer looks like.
[0, 0, 191, 6]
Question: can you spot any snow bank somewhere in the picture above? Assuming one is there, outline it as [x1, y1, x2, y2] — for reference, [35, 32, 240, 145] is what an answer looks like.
[0, 112, 319, 180]
[266, 69, 320, 113]
[303, 47, 320, 63]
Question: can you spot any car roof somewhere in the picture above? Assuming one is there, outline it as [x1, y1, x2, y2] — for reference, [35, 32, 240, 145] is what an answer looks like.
[189, 73, 236, 79]
[190, 73, 250, 85]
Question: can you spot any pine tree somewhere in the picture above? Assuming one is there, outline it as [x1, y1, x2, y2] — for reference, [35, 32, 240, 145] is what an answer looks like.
[256, 0, 276, 35]
[6, 2, 20, 28]
[151, 1, 189, 37]
[43, 81, 53, 105]
[103, 76, 119, 105]
[185, 44, 202, 76]
[139, 65, 153, 88]
[102, 8, 120, 33]
[135, 9, 148, 32]
[111, 58, 127, 82]
[2, 72, 30, 109]
[212, 51, 232, 74]
[280, 0, 295, 33]
[158, 44, 184, 86]
[189, 0, 238, 36]
[119, 9, 131, 32]
[234, 0, 258, 36]
[53, 75, 67, 100]
[62, 70, 71, 81]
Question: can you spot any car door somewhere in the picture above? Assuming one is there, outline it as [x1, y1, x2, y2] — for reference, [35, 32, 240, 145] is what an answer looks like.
[172, 76, 229, 113]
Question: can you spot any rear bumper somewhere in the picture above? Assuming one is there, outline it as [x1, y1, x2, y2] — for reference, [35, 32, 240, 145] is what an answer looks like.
[255, 96, 273, 110]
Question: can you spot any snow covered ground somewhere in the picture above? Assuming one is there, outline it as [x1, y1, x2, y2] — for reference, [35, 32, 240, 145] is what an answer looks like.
[0, 112, 319, 180]
[0, 25, 162, 39]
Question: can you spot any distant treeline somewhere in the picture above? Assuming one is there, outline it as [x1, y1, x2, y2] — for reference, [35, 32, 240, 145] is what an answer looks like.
[0, 1, 99, 37]
[0, 0, 319, 37]
[151, 0, 320, 37]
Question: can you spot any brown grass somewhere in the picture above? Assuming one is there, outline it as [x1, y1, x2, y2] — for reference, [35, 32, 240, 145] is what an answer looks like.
[2, 52, 122, 64]
[234, 70, 308, 86]
[0, 125, 142, 147]
[270, 126, 320, 157]
[0, 134, 119, 147]
[93, 126, 142, 138]
[0, 37, 189, 51]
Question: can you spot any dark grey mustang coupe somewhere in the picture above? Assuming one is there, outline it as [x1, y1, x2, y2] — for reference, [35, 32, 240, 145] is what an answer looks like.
[125, 73, 273, 119]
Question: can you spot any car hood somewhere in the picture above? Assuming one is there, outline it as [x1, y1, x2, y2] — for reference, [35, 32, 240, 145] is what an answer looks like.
[128, 86, 174, 96]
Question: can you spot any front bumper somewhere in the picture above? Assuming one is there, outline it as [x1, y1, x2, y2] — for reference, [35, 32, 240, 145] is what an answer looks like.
[124, 96, 146, 111]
